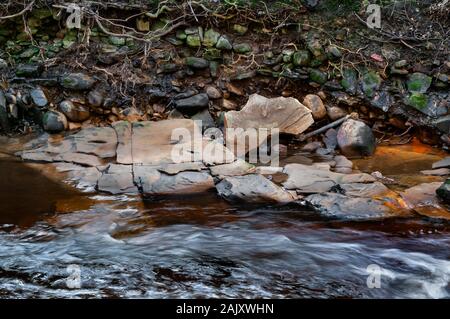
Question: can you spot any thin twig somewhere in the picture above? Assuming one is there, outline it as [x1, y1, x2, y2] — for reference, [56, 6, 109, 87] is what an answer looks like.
[0, 0, 35, 20]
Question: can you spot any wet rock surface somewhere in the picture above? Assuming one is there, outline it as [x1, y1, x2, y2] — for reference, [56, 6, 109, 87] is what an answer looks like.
[20, 119, 234, 197]
[42, 111, 68, 133]
[436, 179, 450, 204]
[216, 174, 295, 204]
[282, 163, 375, 193]
[337, 119, 376, 158]
[14, 118, 450, 222]
[305, 193, 395, 221]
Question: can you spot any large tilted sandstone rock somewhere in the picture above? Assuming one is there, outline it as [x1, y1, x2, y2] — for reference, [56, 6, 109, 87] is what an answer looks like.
[224, 94, 314, 155]
[225, 94, 314, 135]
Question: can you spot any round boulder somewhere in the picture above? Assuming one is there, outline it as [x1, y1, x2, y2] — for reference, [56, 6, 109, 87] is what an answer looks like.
[303, 94, 326, 120]
[59, 100, 90, 122]
[43, 111, 68, 133]
[337, 119, 376, 158]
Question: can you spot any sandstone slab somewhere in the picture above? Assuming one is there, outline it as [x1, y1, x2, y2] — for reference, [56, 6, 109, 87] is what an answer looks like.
[97, 164, 138, 195]
[210, 159, 255, 179]
[305, 193, 395, 220]
[216, 174, 295, 203]
[282, 163, 375, 193]
[134, 165, 215, 196]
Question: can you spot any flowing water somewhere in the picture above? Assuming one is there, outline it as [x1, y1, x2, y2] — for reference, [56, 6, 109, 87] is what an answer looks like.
[0, 137, 449, 299]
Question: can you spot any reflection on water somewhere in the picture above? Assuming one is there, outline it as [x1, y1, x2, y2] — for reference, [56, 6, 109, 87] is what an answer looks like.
[353, 141, 447, 189]
[0, 143, 449, 298]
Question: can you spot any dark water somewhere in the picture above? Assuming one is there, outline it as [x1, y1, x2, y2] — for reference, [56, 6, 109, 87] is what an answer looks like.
[0, 156, 449, 298]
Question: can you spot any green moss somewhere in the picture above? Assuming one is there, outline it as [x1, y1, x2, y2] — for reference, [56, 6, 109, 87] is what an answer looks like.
[292, 50, 311, 66]
[176, 30, 187, 40]
[216, 35, 232, 50]
[203, 48, 222, 60]
[406, 93, 428, 111]
[203, 29, 220, 47]
[109, 36, 126, 46]
[309, 69, 328, 84]
[186, 34, 201, 47]
[233, 43, 252, 54]
[407, 73, 432, 93]
[362, 71, 381, 98]
[341, 68, 357, 94]
[232, 24, 248, 35]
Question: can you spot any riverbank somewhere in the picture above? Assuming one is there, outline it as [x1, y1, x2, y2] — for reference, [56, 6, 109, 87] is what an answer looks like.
[0, 1, 449, 142]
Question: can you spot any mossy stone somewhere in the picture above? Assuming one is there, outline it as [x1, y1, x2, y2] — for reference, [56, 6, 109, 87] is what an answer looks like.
[362, 71, 381, 97]
[233, 24, 248, 35]
[166, 37, 184, 46]
[406, 93, 429, 112]
[327, 45, 342, 59]
[186, 34, 201, 47]
[16, 32, 31, 42]
[16, 64, 42, 77]
[341, 68, 358, 94]
[136, 18, 150, 32]
[231, 70, 257, 80]
[291, 50, 311, 67]
[203, 48, 222, 60]
[216, 35, 232, 50]
[307, 38, 326, 60]
[185, 57, 209, 69]
[309, 69, 328, 84]
[176, 30, 187, 40]
[27, 17, 41, 28]
[151, 19, 168, 32]
[436, 179, 450, 203]
[19, 47, 39, 59]
[209, 61, 219, 77]
[63, 30, 78, 48]
[109, 36, 126, 46]
[203, 29, 220, 47]
[407, 72, 432, 93]
[233, 43, 252, 54]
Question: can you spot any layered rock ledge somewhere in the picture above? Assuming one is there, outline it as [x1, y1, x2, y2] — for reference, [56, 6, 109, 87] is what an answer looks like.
[17, 118, 449, 221]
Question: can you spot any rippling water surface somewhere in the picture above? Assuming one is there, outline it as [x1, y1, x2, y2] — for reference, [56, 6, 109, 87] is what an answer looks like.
[0, 139, 449, 299]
